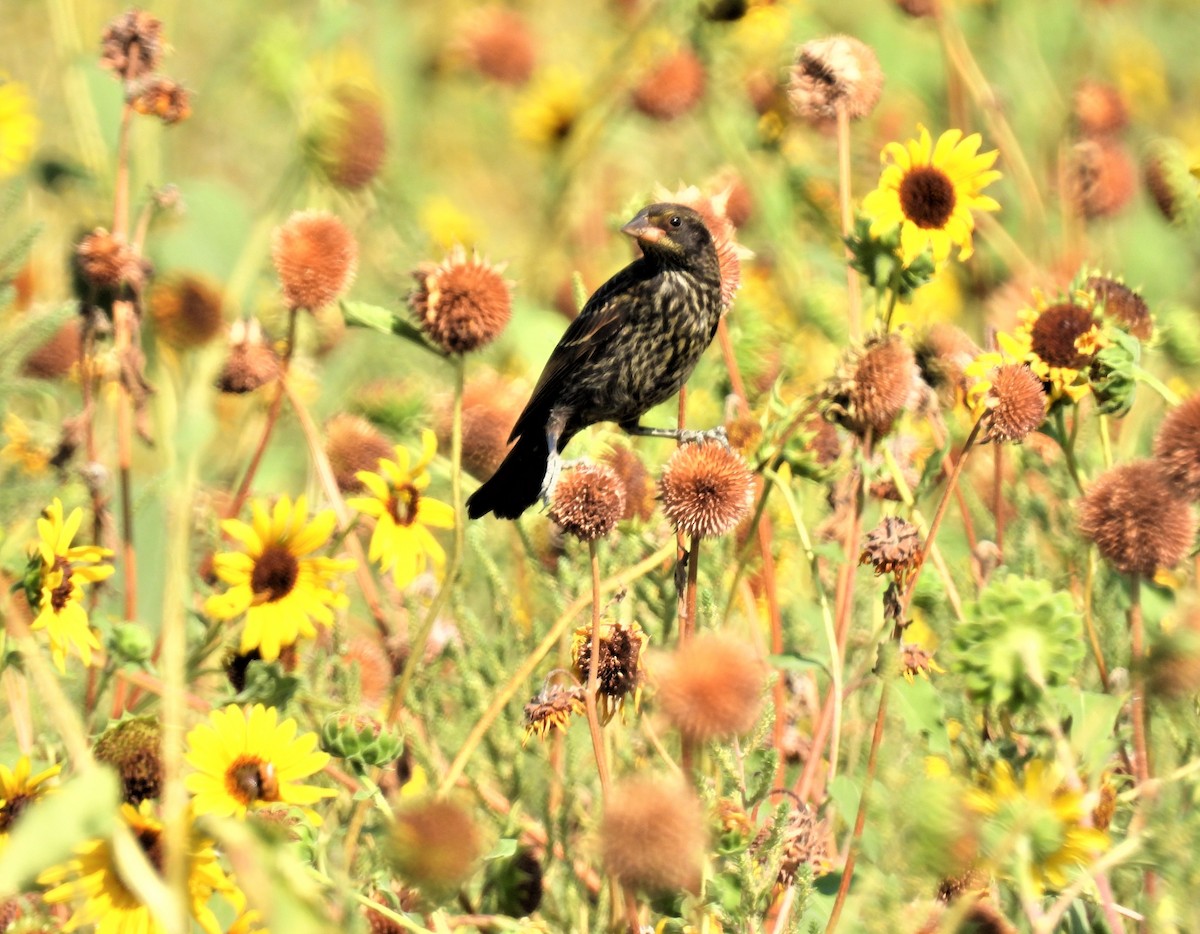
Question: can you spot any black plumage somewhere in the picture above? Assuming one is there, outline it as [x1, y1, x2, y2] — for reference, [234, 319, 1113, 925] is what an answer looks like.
[467, 203, 724, 520]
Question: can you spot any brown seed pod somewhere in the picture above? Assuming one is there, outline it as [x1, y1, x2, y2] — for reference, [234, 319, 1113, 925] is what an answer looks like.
[271, 211, 358, 311]
[654, 631, 765, 741]
[632, 48, 706, 121]
[980, 364, 1047, 444]
[324, 413, 393, 493]
[410, 247, 513, 354]
[1154, 394, 1200, 500]
[459, 7, 536, 85]
[599, 774, 707, 893]
[100, 9, 164, 81]
[659, 442, 754, 539]
[549, 462, 625, 541]
[788, 35, 884, 125]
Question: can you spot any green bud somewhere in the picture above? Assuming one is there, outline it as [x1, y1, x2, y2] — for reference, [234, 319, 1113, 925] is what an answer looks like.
[320, 713, 404, 773]
[108, 622, 153, 665]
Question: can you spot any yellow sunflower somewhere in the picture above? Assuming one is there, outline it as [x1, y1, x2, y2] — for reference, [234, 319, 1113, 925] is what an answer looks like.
[0, 73, 38, 178]
[0, 756, 61, 848]
[184, 704, 335, 822]
[346, 429, 454, 590]
[205, 495, 355, 662]
[966, 759, 1108, 895]
[862, 124, 1001, 265]
[39, 800, 238, 934]
[1, 413, 51, 475]
[512, 66, 585, 146]
[26, 498, 115, 672]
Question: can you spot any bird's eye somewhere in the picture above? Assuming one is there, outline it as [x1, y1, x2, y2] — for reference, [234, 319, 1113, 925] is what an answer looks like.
[669, 215, 682, 228]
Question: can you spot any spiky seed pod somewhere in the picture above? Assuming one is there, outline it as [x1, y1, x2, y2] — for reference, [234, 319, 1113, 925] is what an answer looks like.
[659, 442, 754, 539]
[632, 48, 706, 121]
[1085, 275, 1152, 340]
[459, 7, 536, 85]
[94, 717, 163, 805]
[132, 76, 191, 124]
[788, 35, 883, 124]
[600, 445, 655, 522]
[410, 247, 513, 354]
[271, 211, 358, 311]
[1142, 142, 1196, 224]
[1078, 461, 1197, 576]
[217, 319, 280, 394]
[310, 87, 388, 190]
[390, 798, 482, 896]
[980, 364, 1047, 444]
[833, 333, 917, 438]
[75, 228, 139, 292]
[654, 631, 765, 741]
[1072, 80, 1128, 136]
[100, 10, 164, 80]
[435, 372, 522, 483]
[324, 413, 393, 493]
[1155, 395, 1200, 500]
[548, 463, 625, 541]
[149, 274, 223, 349]
[860, 516, 922, 581]
[599, 774, 707, 893]
[23, 318, 82, 379]
[1069, 139, 1136, 219]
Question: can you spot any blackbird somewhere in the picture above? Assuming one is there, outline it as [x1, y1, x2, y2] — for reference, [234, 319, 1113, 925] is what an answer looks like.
[467, 202, 725, 520]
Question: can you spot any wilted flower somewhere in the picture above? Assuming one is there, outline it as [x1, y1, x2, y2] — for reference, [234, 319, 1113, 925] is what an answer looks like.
[899, 642, 945, 683]
[860, 515, 923, 584]
[787, 35, 883, 124]
[548, 462, 625, 541]
[1078, 460, 1196, 576]
[99, 10, 164, 81]
[571, 620, 647, 722]
[600, 775, 707, 892]
[307, 87, 387, 190]
[654, 631, 765, 741]
[1085, 275, 1152, 340]
[131, 75, 191, 124]
[601, 444, 655, 522]
[523, 681, 586, 742]
[75, 228, 140, 292]
[914, 323, 980, 405]
[23, 317, 82, 380]
[271, 211, 358, 311]
[410, 246, 513, 354]
[659, 442, 754, 539]
[862, 125, 1001, 265]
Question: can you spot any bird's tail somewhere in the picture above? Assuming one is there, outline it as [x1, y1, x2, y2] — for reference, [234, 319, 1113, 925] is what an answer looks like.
[466, 431, 550, 520]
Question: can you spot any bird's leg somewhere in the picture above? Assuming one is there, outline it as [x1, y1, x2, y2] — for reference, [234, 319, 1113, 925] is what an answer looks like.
[537, 407, 571, 508]
[621, 421, 730, 448]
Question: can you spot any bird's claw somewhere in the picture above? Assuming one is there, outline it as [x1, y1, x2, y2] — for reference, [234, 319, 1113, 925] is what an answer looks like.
[537, 450, 564, 509]
[679, 425, 730, 449]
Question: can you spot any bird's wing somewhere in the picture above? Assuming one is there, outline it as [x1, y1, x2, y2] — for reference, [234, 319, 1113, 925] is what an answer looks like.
[509, 260, 651, 443]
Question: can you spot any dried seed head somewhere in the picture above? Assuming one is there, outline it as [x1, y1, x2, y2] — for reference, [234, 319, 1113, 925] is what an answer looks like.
[410, 247, 513, 354]
[75, 228, 140, 292]
[632, 48, 706, 121]
[838, 334, 917, 438]
[804, 414, 842, 467]
[1154, 394, 1200, 500]
[1072, 80, 1128, 136]
[459, 7, 536, 85]
[271, 211, 358, 311]
[100, 9, 164, 81]
[774, 803, 831, 886]
[94, 716, 163, 805]
[23, 318, 82, 380]
[549, 463, 625, 541]
[571, 620, 647, 721]
[149, 273, 223, 349]
[654, 182, 743, 308]
[435, 372, 521, 483]
[311, 87, 387, 190]
[1078, 460, 1196, 576]
[523, 682, 586, 742]
[654, 631, 765, 741]
[860, 516, 922, 582]
[915, 323, 980, 403]
[343, 633, 395, 708]
[1085, 275, 1152, 340]
[1069, 139, 1136, 219]
[601, 445, 655, 522]
[217, 318, 280, 394]
[324, 413, 393, 492]
[1142, 142, 1195, 224]
[659, 442, 754, 539]
[980, 364, 1047, 444]
[599, 774, 707, 893]
[788, 35, 884, 125]
[390, 798, 482, 895]
[132, 75, 191, 124]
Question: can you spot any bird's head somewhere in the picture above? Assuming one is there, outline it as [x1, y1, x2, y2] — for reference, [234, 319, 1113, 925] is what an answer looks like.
[621, 203, 714, 262]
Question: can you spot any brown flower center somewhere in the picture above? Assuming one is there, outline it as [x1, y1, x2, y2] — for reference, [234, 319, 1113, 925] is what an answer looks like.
[388, 483, 420, 526]
[49, 557, 74, 612]
[1029, 303, 1097, 369]
[898, 166, 957, 229]
[227, 756, 280, 805]
[136, 825, 166, 873]
[250, 544, 300, 602]
[0, 793, 31, 833]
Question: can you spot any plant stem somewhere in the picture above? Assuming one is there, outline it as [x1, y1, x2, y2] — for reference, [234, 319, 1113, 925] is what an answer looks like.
[835, 101, 861, 343]
[1127, 574, 1155, 923]
[583, 540, 612, 797]
[681, 534, 701, 776]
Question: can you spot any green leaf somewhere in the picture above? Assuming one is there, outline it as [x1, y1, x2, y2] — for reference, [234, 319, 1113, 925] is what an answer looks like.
[1048, 686, 1123, 775]
[827, 775, 860, 831]
[893, 676, 951, 756]
[340, 300, 445, 357]
[768, 653, 828, 676]
[0, 767, 119, 895]
[485, 837, 519, 861]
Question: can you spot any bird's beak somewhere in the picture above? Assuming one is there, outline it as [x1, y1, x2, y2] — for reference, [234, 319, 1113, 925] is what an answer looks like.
[621, 211, 665, 245]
